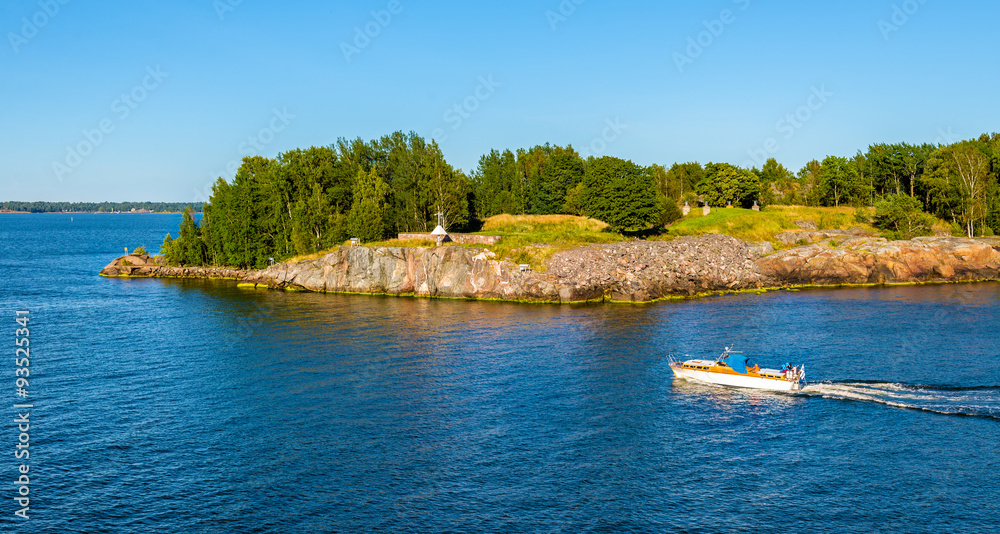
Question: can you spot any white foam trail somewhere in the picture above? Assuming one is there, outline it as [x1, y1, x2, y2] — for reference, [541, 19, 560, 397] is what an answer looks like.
[798, 381, 1000, 419]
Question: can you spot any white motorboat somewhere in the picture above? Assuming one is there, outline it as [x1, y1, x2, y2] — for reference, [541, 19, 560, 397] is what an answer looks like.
[670, 347, 805, 391]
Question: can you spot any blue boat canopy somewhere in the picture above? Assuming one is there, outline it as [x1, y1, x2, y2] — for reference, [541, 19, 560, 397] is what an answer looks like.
[726, 355, 748, 374]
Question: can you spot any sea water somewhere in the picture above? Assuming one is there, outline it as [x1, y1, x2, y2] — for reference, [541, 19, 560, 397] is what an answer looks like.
[1, 213, 998, 533]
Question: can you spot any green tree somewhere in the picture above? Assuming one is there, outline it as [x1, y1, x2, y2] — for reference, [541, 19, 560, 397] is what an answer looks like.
[921, 141, 993, 237]
[226, 156, 279, 268]
[279, 146, 352, 255]
[179, 206, 206, 265]
[347, 168, 391, 242]
[161, 207, 206, 266]
[472, 149, 524, 218]
[160, 233, 178, 264]
[562, 182, 586, 216]
[644, 164, 684, 224]
[200, 178, 230, 266]
[520, 144, 585, 214]
[696, 163, 762, 208]
[661, 162, 704, 202]
[427, 144, 471, 231]
[582, 156, 663, 232]
[899, 143, 936, 198]
[382, 131, 429, 233]
[291, 182, 334, 254]
[758, 158, 795, 205]
[873, 194, 936, 240]
[797, 160, 823, 206]
[817, 155, 865, 207]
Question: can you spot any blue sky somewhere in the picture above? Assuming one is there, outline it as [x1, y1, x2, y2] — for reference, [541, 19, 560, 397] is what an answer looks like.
[2, 0, 998, 202]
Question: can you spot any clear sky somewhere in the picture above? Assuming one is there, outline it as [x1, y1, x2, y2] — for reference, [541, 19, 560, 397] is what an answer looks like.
[2, 0, 999, 202]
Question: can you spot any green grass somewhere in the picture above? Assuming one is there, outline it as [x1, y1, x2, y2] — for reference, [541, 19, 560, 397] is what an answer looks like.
[478, 214, 611, 234]
[475, 215, 624, 270]
[662, 205, 878, 247]
[363, 214, 624, 270]
[290, 206, 964, 272]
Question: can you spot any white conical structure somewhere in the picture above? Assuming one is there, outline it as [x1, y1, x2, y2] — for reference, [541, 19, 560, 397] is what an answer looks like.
[431, 225, 448, 245]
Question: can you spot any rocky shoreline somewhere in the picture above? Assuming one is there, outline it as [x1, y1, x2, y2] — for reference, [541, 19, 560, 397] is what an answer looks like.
[99, 234, 1000, 303]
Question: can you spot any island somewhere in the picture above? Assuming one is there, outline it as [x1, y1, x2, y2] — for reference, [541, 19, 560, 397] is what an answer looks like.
[100, 212, 1000, 303]
[99, 130, 1000, 301]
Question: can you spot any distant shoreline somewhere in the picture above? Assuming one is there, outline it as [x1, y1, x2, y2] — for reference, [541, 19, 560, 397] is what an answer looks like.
[0, 201, 203, 214]
[0, 210, 190, 214]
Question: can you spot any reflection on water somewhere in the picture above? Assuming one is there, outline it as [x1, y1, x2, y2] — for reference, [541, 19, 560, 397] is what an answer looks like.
[670, 377, 806, 412]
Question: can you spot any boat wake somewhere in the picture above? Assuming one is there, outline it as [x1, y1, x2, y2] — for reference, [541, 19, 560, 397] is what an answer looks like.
[800, 381, 1000, 420]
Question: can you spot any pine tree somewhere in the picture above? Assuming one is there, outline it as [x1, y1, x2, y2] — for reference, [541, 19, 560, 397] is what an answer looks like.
[178, 206, 206, 265]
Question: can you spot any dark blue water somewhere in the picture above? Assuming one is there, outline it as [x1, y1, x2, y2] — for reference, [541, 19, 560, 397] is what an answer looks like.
[1, 213, 998, 533]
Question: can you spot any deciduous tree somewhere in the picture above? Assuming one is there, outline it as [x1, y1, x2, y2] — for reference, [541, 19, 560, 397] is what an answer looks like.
[347, 168, 391, 242]
[696, 163, 762, 208]
[582, 156, 663, 232]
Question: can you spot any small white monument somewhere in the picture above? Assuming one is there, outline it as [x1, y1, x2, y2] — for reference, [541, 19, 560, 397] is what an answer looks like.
[702, 204, 711, 216]
[752, 200, 760, 212]
[431, 225, 448, 246]
[682, 201, 691, 216]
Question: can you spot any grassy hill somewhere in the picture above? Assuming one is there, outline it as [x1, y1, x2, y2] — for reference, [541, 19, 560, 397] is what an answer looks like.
[663, 205, 876, 246]
[474, 214, 624, 268]
[296, 206, 955, 269]
[361, 214, 622, 270]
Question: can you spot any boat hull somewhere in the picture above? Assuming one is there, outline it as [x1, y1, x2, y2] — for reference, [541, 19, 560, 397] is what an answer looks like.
[670, 363, 801, 391]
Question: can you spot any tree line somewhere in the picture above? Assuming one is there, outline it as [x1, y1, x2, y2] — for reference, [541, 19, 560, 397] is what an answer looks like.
[164, 132, 475, 268]
[751, 134, 1000, 238]
[473, 134, 1000, 238]
[654, 134, 1000, 239]
[162, 131, 1000, 267]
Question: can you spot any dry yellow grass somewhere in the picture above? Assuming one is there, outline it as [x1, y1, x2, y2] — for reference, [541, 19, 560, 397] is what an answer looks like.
[285, 240, 357, 263]
[370, 238, 438, 248]
[480, 214, 609, 234]
[474, 214, 621, 270]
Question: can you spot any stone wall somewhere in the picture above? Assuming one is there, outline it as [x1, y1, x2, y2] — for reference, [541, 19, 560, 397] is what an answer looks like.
[396, 233, 503, 245]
